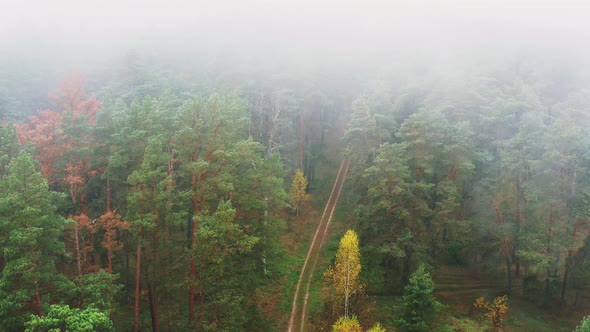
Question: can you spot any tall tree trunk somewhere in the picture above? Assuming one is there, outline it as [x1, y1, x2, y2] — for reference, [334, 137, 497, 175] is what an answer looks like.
[150, 224, 160, 331]
[299, 110, 304, 170]
[35, 281, 42, 317]
[558, 167, 569, 306]
[492, 198, 512, 293]
[562, 220, 582, 306]
[189, 216, 197, 326]
[106, 177, 111, 212]
[561, 166, 578, 306]
[149, 283, 160, 332]
[514, 172, 522, 277]
[344, 262, 350, 319]
[561, 264, 568, 306]
[135, 227, 143, 332]
[106, 237, 113, 273]
[198, 275, 204, 327]
[505, 256, 512, 294]
[402, 245, 412, 284]
[544, 211, 554, 306]
[74, 223, 82, 277]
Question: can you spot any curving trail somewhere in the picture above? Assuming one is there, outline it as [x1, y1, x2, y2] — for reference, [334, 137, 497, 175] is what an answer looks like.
[287, 160, 350, 332]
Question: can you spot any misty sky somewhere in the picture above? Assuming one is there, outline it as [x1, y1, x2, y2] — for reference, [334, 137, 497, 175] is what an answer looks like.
[2, 0, 590, 66]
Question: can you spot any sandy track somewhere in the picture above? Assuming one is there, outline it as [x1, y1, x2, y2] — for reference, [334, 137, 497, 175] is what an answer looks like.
[287, 160, 350, 332]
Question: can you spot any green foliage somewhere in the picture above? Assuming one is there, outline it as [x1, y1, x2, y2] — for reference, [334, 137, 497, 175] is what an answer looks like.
[0, 152, 67, 330]
[191, 201, 260, 330]
[574, 316, 590, 332]
[570, 237, 590, 301]
[7, 48, 590, 331]
[76, 270, 122, 313]
[0, 124, 19, 174]
[24, 304, 114, 332]
[395, 265, 443, 332]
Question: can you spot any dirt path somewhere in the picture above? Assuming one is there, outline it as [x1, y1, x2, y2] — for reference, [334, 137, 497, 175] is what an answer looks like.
[287, 159, 350, 332]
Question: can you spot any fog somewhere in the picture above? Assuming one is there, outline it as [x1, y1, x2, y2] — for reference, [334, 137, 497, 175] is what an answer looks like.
[3, 0, 590, 68]
[4, 3, 590, 331]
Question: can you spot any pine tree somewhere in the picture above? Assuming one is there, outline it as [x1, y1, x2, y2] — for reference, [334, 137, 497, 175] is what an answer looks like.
[24, 304, 114, 332]
[127, 138, 173, 332]
[574, 316, 590, 332]
[396, 265, 442, 332]
[0, 124, 19, 174]
[0, 152, 68, 329]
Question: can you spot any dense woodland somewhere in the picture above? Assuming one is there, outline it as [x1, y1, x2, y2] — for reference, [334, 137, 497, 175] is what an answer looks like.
[2, 51, 590, 331]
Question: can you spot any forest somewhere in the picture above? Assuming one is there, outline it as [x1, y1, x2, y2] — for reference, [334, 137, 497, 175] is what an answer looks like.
[3, 1, 590, 331]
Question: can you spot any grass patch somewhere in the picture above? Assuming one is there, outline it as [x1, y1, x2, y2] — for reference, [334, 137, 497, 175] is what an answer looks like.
[443, 315, 485, 332]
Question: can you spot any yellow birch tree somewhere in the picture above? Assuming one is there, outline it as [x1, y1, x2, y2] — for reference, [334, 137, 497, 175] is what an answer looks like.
[325, 229, 362, 318]
[332, 316, 362, 332]
[290, 168, 309, 215]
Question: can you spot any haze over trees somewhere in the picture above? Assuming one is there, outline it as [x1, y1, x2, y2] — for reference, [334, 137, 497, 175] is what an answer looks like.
[2, 1, 590, 331]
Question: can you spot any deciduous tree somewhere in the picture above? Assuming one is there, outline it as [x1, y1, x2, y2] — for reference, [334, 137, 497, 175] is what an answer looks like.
[331, 316, 362, 332]
[325, 229, 362, 318]
[290, 168, 309, 215]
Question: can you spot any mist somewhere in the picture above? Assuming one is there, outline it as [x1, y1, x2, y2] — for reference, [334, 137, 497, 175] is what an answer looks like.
[3, 0, 590, 69]
[5, 1, 590, 331]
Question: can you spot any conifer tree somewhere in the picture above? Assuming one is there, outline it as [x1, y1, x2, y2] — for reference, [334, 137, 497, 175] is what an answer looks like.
[24, 304, 114, 332]
[396, 265, 442, 332]
[0, 152, 68, 330]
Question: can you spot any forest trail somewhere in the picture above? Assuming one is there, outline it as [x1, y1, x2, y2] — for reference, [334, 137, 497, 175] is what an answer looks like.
[434, 265, 522, 310]
[287, 159, 350, 332]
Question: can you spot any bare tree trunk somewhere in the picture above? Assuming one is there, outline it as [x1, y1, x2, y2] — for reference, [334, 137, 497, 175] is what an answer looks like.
[33, 257, 43, 317]
[506, 256, 512, 294]
[74, 223, 82, 277]
[135, 227, 143, 332]
[561, 265, 568, 306]
[493, 199, 512, 293]
[514, 172, 522, 277]
[149, 283, 160, 332]
[150, 224, 160, 332]
[106, 237, 113, 273]
[544, 211, 554, 306]
[198, 276, 204, 327]
[299, 110, 304, 170]
[189, 214, 197, 326]
[106, 177, 111, 212]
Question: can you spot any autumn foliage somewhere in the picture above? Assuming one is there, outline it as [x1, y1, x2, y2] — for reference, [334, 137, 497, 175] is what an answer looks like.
[325, 229, 362, 319]
[49, 71, 100, 124]
[98, 209, 129, 273]
[16, 72, 100, 183]
[473, 295, 509, 329]
[16, 110, 65, 180]
[290, 168, 310, 215]
[331, 316, 362, 332]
